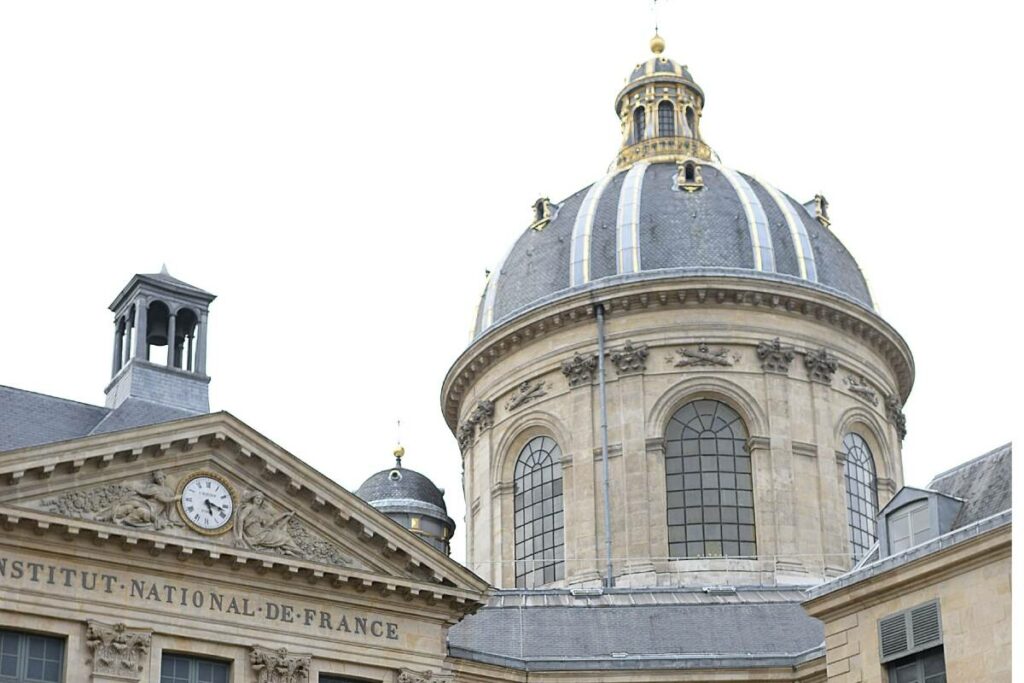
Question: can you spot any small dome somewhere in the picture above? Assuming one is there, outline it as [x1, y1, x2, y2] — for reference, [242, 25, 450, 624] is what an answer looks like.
[628, 55, 695, 85]
[356, 466, 448, 513]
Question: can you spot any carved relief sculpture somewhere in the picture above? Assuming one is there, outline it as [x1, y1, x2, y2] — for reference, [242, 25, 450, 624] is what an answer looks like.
[44, 470, 181, 530]
[249, 646, 311, 683]
[468, 400, 495, 431]
[756, 337, 796, 374]
[608, 340, 648, 375]
[561, 352, 598, 386]
[505, 379, 548, 411]
[85, 621, 151, 679]
[804, 347, 839, 384]
[845, 374, 879, 406]
[456, 422, 475, 452]
[886, 394, 908, 441]
[668, 342, 739, 367]
[234, 490, 353, 566]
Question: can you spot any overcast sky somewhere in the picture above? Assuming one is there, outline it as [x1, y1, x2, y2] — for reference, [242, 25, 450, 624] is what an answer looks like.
[0, 2, 1018, 563]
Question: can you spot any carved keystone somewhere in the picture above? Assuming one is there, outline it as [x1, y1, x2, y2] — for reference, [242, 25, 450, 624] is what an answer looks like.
[249, 645, 311, 683]
[85, 621, 151, 679]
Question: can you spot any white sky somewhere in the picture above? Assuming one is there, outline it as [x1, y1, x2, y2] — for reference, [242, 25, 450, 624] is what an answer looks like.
[0, 2, 1019, 564]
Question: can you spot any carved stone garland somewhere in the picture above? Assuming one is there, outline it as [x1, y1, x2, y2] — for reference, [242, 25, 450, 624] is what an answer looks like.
[756, 337, 796, 374]
[456, 399, 495, 452]
[804, 347, 839, 384]
[85, 621, 151, 679]
[667, 342, 739, 367]
[505, 379, 548, 411]
[398, 670, 453, 683]
[249, 645, 311, 683]
[561, 352, 598, 387]
[608, 341, 648, 375]
[885, 394, 908, 441]
[844, 374, 878, 406]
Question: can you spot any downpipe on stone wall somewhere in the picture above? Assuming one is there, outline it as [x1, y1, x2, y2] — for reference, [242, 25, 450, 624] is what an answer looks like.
[596, 303, 614, 588]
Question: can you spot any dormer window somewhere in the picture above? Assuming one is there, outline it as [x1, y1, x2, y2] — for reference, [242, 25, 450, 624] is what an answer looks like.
[633, 106, 646, 143]
[676, 160, 704, 192]
[658, 101, 675, 137]
[529, 197, 554, 231]
[888, 500, 932, 554]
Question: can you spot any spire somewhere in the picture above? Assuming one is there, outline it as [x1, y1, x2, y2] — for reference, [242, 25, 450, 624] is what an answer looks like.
[614, 35, 712, 169]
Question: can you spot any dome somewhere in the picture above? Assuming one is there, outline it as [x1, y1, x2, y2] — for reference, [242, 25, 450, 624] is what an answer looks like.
[475, 162, 871, 337]
[627, 55, 698, 89]
[356, 466, 448, 513]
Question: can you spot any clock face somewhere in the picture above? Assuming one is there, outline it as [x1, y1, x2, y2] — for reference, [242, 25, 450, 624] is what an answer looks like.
[178, 474, 235, 534]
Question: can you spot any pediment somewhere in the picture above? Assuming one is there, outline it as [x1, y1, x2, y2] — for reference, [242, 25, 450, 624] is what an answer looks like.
[0, 412, 488, 612]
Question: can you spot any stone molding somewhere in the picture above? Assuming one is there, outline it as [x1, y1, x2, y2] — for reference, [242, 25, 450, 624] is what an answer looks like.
[792, 441, 818, 459]
[85, 620, 151, 679]
[645, 437, 666, 456]
[249, 645, 311, 683]
[591, 444, 624, 461]
[608, 340, 648, 375]
[441, 278, 915, 431]
[561, 352, 598, 387]
[667, 341, 739, 367]
[746, 436, 771, 452]
[756, 337, 796, 374]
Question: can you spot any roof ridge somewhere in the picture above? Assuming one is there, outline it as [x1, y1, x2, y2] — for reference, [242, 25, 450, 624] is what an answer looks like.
[929, 442, 1012, 484]
[0, 384, 107, 412]
[87, 397, 203, 436]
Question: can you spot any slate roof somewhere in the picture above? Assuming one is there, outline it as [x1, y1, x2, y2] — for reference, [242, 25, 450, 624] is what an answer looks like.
[448, 588, 824, 671]
[928, 442, 1012, 528]
[475, 162, 872, 337]
[356, 467, 448, 512]
[0, 385, 201, 453]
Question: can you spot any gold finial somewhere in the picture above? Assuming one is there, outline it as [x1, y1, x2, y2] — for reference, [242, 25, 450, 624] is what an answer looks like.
[393, 445, 405, 467]
[650, 34, 665, 55]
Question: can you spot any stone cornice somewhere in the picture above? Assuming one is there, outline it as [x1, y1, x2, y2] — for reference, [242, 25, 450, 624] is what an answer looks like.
[441, 276, 914, 432]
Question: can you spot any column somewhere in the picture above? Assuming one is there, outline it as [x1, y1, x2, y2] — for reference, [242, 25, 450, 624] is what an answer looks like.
[133, 296, 148, 361]
[111, 319, 123, 376]
[186, 333, 194, 372]
[122, 316, 133, 366]
[166, 313, 177, 369]
[195, 312, 208, 375]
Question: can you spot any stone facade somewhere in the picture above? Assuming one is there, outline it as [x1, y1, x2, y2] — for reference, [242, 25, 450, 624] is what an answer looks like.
[443, 277, 912, 589]
[803, 518, 1011, 682]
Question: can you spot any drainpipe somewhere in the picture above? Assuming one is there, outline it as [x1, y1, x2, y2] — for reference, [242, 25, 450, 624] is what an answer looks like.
[596, 303, 614, 587]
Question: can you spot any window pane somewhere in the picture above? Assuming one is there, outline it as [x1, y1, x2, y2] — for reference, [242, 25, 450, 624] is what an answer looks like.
[665, 401, 755, 559]
[513, 436, 565, 587]
[843, 433, 878, 561]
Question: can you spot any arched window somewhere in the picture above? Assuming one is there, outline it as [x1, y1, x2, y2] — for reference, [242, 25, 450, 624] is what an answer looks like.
[843, 433, 878, 561]
[633, 106, 646, 143]
[684, 162, 696, 183]
[513, 436, 564, 587]
[665, 400, 755, 558]
[684, 106, 696, 136]
[658, 101, 675, 137]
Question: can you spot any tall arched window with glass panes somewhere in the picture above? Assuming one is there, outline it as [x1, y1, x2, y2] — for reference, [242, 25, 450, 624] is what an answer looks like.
[843, 433, 878, 561]
[513, 436, 565, 587]
[665, 400, 756, 558]
[658, 100, 675, 137]
[633, 106, 646, 143]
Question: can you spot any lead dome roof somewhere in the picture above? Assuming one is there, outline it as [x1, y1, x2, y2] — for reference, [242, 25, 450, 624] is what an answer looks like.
[474, 162, 872, 337]
[356, 466, 448, 513]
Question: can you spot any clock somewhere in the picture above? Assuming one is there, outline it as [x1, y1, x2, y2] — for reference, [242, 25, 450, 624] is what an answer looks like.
[177, 472, 236, 535]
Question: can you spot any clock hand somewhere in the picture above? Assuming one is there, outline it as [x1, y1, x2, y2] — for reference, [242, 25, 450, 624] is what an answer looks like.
[206, 499, 227, 512]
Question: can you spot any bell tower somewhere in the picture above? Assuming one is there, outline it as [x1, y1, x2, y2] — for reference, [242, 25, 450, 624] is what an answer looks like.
[105, 267, 216, 413]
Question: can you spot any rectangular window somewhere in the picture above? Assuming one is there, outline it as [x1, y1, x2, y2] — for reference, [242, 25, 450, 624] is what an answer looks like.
[888, 646, 946, 683]
[160, 654, 229, 683]
[888, 500, 931, 554]
[321, 677, 370, 683]
[0, 630, 64, 683]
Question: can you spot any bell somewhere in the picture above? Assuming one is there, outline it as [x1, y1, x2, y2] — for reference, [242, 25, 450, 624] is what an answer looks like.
[147, 315, 169, 347]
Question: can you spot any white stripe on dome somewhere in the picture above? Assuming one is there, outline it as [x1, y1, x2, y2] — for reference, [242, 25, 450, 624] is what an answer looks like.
[479, 240, 517, 334]
[758, 179, 819, 282]
[569, 173, 615, 287]
[616, 161, 650, 275]
[715, 165, 776, 272]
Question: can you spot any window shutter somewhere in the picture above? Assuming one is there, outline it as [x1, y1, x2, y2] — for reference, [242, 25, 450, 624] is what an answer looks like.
[879, 612, 910, 661]
[910, 602, 942, 649]
[879, 600, 943, 663]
